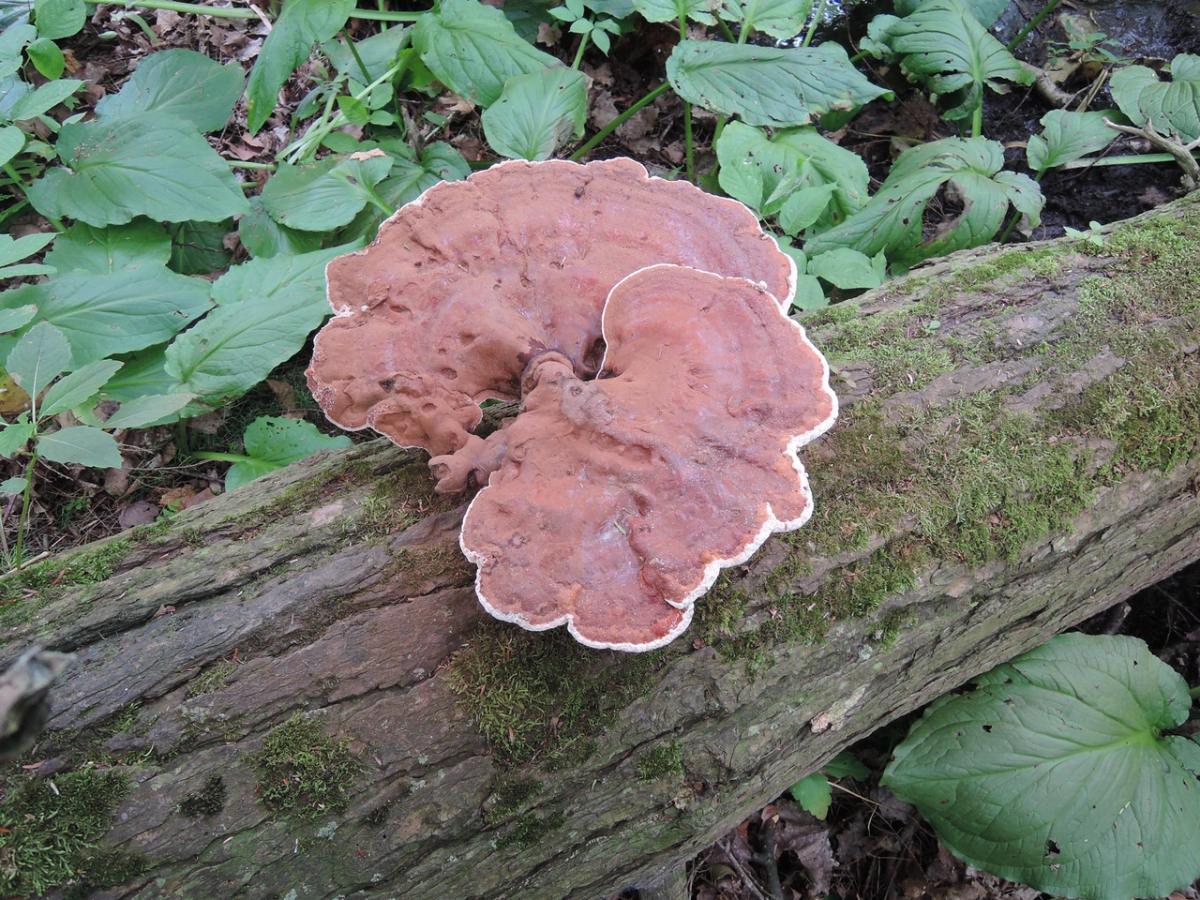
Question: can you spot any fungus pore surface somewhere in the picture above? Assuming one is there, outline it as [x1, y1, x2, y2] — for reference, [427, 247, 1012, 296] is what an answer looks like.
[307, 158, 795, 463]
[459, 264, 836, 651]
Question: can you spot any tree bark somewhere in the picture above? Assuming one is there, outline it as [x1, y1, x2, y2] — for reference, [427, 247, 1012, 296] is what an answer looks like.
[3, 197, 1199, 900]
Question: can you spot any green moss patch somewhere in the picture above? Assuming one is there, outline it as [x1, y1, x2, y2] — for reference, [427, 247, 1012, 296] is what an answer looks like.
[636, 741, 683, 781]
[0, 538, 132, 628]
[449, 624, 668, 766]
[179, 774, 227, 818]
[0, 768, 142, 897]
[186, 660, 237, 698]
[483, 776, 544, 825]
[496, 809, 566, 850]
[249, 714, 360, 819]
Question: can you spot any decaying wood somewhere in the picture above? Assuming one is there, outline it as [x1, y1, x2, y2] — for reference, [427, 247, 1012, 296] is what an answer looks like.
[2, 197, 1199, 900]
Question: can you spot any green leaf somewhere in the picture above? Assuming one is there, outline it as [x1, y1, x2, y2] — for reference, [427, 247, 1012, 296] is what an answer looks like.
[715, 122, 869, 232]
[38, 425, 121, 468]
[246, 0, 355, 133]
[6, 77, 82, 120]
[238, 197, 324, 259]
[323, 24, 410, 82]
[101, 346, 184, 402]
[896, 0, 1008, 26]
[482, 67, 588, 161]
[3, 267, 213, 366]
[885, 0, 1032, 121]
[0, 23, 36, 79]
[39, 358, 122, 416]
[413, 0, 561, 107]
[26, 114, 250, 226]
[883, 633, 1200, 900]
[43, 221, 171, 274]
[805, 137, 1043, 268]
[0, 424, 33, 459]
[1027, 109, 1122, 173]
[96, 48, 244, 132]
[222, 415, 351, 490]
[792, 273, 826, 311]
[0, 475, 27, 493]
[788, 773, 831, 819]
[167, 220, 231, 275]
[0, 231, 54, 269]
[166, 244, 355, 399]
[1111, 53, 1200, 143]
[633, 0, 717, 26]
[262, 152, 393, 232]
[720, 0, 811, 40]
[666, 40, 892, 128]
[104, 392, 194, 429]
[0, 124, 23, 165]
[822, 750, 869, 781]
[33, 0, 84, 39]
[0, 305, 36, 334]
[807, 247, 885, 290]
[779, 184, 836, 234]
[6, 321, 70, 397]
[25, 35, 64, 79]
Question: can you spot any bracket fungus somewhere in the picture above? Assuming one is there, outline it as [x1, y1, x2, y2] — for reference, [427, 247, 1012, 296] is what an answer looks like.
[308, 158, 837, 651]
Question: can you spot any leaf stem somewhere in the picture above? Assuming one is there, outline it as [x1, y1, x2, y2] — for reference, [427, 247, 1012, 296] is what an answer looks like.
[1190, 684, 1200, 701]
[12, 449, 37, 569]
[194, 450, 254, 463]
[571, 28, 591, 69]
[342, 27, 373, 83]
[1006, 0, 1064, 52]
[971, 95, 983, 139]
[569, 81, 670, 160]
[678, 10, 695, 182]
[801, 0, 827, 48]
[716, 17, 736, 42]
[997, 166, 1045, 243]
[226, 159, 275, 170]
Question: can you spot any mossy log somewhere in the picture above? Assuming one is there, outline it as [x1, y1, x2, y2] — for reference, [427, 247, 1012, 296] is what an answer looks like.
[2, 197, 1199, 900]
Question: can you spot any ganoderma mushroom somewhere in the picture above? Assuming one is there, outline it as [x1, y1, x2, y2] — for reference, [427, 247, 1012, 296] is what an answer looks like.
[457, 264, 836, 650]
[307, 157, 796, 482]
[308, 158, 837, 651]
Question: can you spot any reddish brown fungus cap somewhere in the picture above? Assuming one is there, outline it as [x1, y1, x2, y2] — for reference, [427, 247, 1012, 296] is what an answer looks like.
[306, 158, 795, 459]
[458, 264, 837, 652]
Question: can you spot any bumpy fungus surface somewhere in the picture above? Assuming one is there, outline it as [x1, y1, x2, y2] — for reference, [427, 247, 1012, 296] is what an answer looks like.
[307, 158, 795, 466]
[459, 265, 836, 651]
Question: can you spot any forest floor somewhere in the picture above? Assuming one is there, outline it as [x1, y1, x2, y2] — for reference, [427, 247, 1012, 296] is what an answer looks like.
[3, 0, 1198, 898]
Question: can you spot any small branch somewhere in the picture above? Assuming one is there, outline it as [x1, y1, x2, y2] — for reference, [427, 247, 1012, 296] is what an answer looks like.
[715, 839, 771, 900]
[1105, 118, 1200, 190]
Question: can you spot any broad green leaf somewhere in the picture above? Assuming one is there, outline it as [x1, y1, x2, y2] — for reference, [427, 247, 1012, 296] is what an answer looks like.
[720, 0, 811, 39]
[896, 0, 1008, 26]
[33, 0, 84, 39]
[238, 198, 324, 258]
[482, 66, 588, 160]
[822, 751, 869, 781]
[96, 48, 244, 132]
[43, 221, 171, 274]
[39, 359, 122, 416]
[338, 142, 469, 243]
[105, 392, 194, 429]
[413, 0, 561, 107]
[886, 0, 1032, 121]
[7, 322, 70, 399]
[0, 124, 22, 165]
[633, 0, 718, 25]
[0, 2, 31, 31]
[246, 0, 355, 133]
[1027, 109, 1121, 173]
[788, 773, 831, 819]
[0, 475, 27, 493]
[222, 415, 351, 490]
[262, 152, 393, 232]
[25, 35, 63, 79]
[323, 24, 410, 81]
[39, 425, 121, 467]
[792, 274, 826, 311]
[3, 267, 212, 366]
[0, 306, 36, 333]
[167, 220, 231, 275]
[101, 346, 185, 402]
[0, 424, 33, 458]
[1111, 54, 1200, 142]
[0, 264, 55, 278]
[0, 23, 36, 79]
[715, 122, 869, 231]
[166, 244, 355, 399]
[0, 231, 54, 268]
[779, 184, 836, 234]
[6, 77, 82, 120]
[666, 40, 892, 128]
[805, 137, 1043, 268]
[883, 633, 1200, 900]
[807, 248, 885, 290]
[26, 114, 250, 226]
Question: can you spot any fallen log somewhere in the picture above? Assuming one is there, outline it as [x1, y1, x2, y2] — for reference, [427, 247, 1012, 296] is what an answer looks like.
[1, 196, 1198, 900]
